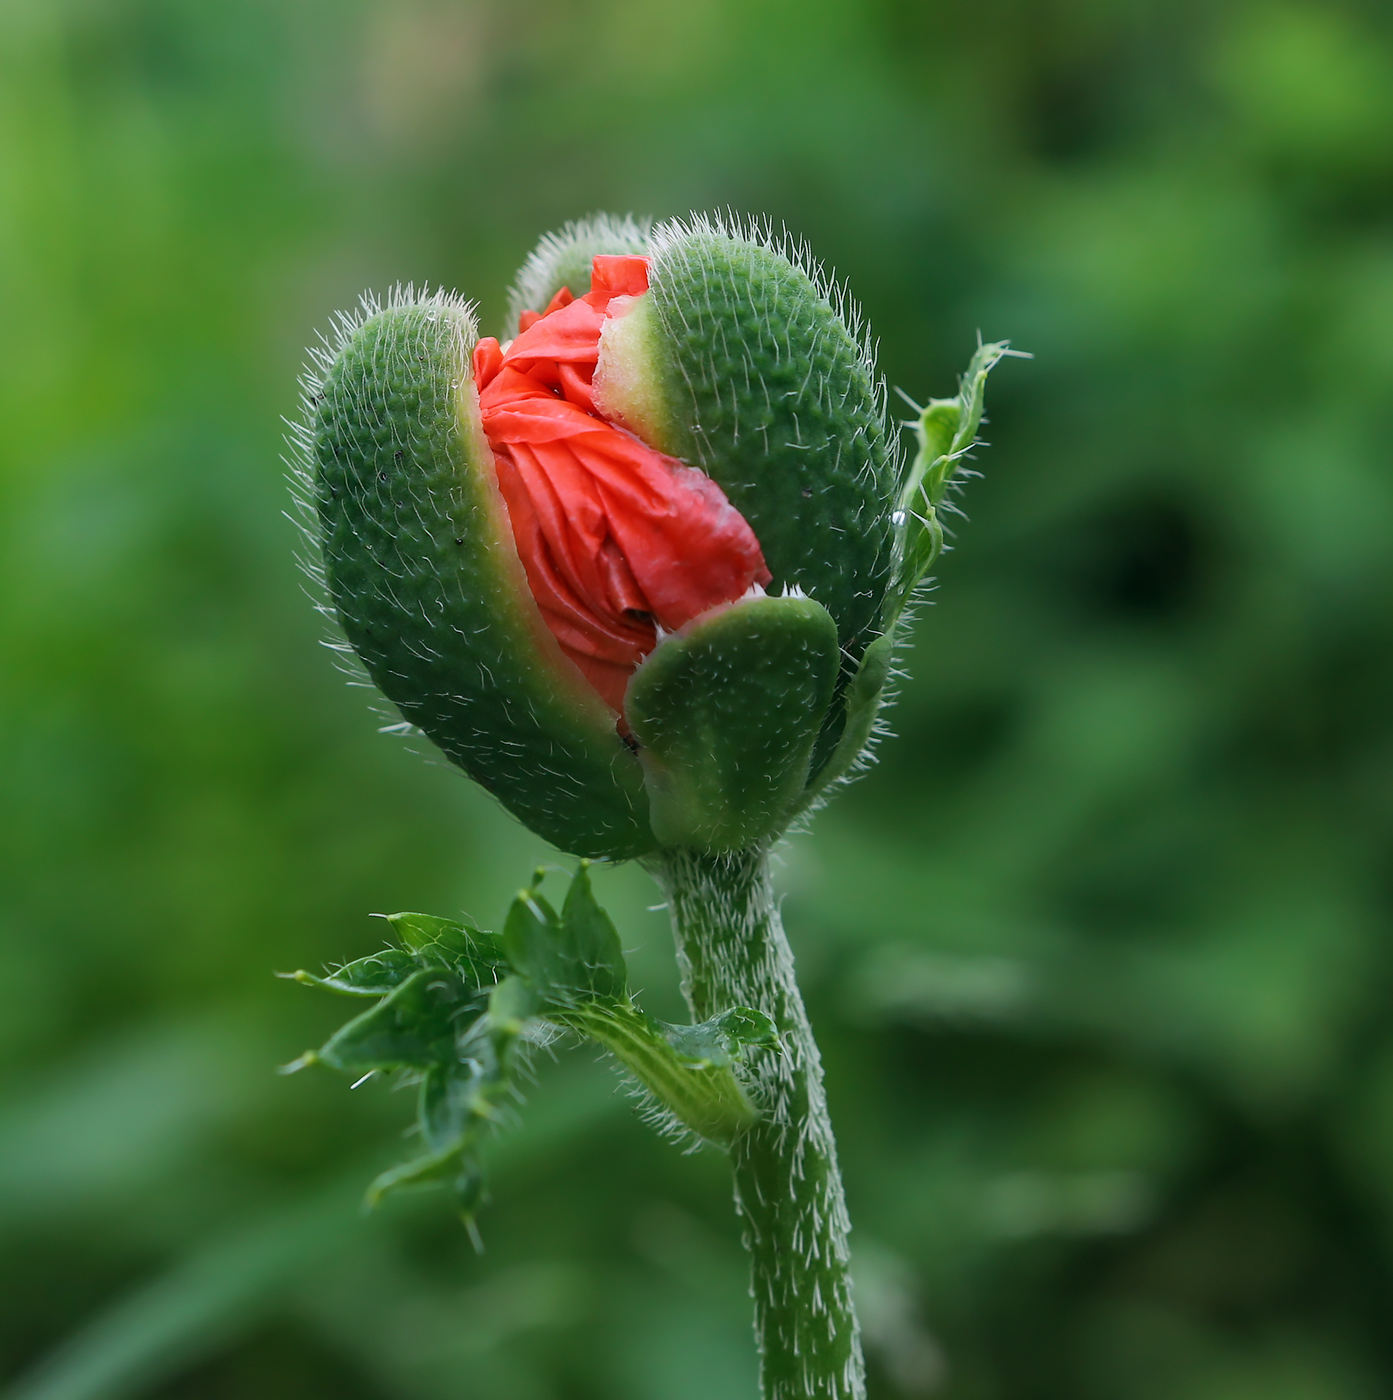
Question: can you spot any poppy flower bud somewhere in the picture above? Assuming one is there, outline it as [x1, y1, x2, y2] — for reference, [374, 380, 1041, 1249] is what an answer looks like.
[301, 215, 995, 857]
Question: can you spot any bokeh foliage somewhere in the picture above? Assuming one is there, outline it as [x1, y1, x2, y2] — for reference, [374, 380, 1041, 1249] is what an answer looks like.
[3, 0, 1393, 1396]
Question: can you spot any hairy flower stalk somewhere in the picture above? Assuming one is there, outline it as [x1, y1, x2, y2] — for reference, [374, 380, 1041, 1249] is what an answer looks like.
[657, 848, 861, 1398]
[291, 211, 1015, 1400]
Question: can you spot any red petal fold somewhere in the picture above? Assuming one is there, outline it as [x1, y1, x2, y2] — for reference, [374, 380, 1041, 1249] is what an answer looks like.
[473, 254, 769, 714]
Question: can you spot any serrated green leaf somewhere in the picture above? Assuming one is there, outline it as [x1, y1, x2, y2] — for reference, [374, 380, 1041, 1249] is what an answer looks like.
[418, 1060, 499, 1153]
[626, 595, 840, 851]
[499, 867, 629, 1006]
[365, 1144, 466, 1207]
[560, 1000, 764, 1145]
[384, 910, 504, 983]
[887, 340, 1013, 624]
[559, 862, 627, 1001]
[454, 1169, 487, 1224]
[314, 968, 480, 1073]
[364, 989, 533, 1211]
[916, 399, 961, 470]
[282, 947, 418, 997]
[501, 886, 571, 996]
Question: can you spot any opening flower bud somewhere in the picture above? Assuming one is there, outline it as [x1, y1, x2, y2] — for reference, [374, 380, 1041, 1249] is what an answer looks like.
[302, 214, 1000, 858]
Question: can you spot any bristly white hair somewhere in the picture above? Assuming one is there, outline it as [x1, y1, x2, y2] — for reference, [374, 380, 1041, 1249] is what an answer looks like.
[646, 208, 892, 467]
[644, 209, 907, 819]
[503, 212, 653, 341]
[283, 283, 478, 747]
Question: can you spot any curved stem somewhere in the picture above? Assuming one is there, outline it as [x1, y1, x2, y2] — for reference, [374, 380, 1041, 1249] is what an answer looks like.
[652, 847, 865, 1400]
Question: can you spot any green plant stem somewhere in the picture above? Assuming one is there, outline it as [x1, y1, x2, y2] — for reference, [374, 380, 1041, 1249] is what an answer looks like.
[652, 847, 865, 1400]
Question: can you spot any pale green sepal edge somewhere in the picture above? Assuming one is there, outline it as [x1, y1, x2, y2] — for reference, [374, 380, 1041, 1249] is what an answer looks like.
[503, 212, 651, 340]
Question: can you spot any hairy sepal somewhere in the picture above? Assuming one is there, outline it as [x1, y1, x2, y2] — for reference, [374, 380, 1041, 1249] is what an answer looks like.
[311, 293, 653, 860]
[643, 218, 897, 653]
[625, 595, 841, 851]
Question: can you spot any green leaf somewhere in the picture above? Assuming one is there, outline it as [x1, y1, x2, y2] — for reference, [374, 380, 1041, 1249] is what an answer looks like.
[626, 595, 841, 850]
[383, 911, 504, 982]
[500, 883, 571, 996]
[488, 974, 541, 1038]
[886, 340, 1014, 624]
[498, 869, 627, 1006]
[418, 1060, 501, 1154]
[558, 862, 627, 1001]
[312, 969, 481, 1073]
[281, 948, 417, 997]
[365, 1144, 466, 1207]
[364, 979, 538, 1213]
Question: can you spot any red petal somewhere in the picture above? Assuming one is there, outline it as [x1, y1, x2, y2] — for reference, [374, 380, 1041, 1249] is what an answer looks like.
[506, 296, 605, 367]
[473, 337, 504, 390]
[476, 254, 768, 715]
[586, 255, 650, 303]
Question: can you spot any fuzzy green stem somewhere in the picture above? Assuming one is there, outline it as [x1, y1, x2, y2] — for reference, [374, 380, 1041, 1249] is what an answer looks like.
[652, 847, 865, 1400]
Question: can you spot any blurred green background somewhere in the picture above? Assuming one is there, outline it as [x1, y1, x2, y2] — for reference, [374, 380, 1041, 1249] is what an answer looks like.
[3, 0, 1393, 1396]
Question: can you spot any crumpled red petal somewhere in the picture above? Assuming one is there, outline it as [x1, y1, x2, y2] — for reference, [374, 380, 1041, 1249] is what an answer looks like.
[474, 254, 770, 714]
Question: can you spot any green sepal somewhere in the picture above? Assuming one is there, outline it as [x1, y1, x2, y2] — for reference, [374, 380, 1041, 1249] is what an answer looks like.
[281, 947, 418, 997]
[644, 226, 897, 649]
[625, 595, 841, 851]
[311, 295, 653, 860]
[311, 968, 483, 1074]
[885, 340, 1013, 625]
